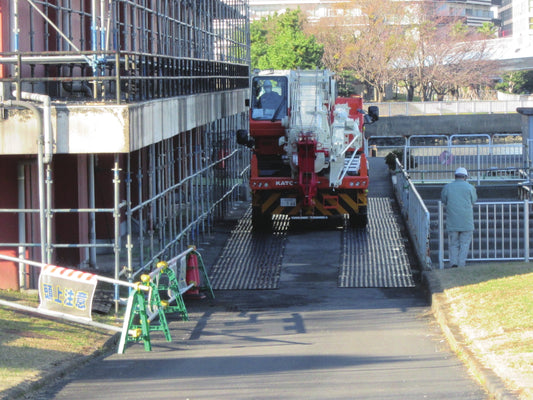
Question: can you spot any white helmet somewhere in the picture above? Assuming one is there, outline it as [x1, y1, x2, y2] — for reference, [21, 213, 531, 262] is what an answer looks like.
[455, 167, 468, 177]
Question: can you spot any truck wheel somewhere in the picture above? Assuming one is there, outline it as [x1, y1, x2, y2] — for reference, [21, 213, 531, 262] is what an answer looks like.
[328, 215, 345, 229]
[350, 214, 368, 228]
[349, 207, 368, 228]
[252, 208, 272, 231]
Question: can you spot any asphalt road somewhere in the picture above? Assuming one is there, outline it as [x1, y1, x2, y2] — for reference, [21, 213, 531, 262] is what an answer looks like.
[28, 158, 489, 400]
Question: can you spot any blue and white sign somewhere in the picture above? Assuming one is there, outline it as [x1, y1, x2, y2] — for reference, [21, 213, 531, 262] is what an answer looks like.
[38, 265, 98, 321]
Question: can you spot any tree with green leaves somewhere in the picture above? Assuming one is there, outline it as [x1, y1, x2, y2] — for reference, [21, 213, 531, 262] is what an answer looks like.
[477, 22, 498, 38]
[250, 9, 324, 70]
[495, 71, 533, 94]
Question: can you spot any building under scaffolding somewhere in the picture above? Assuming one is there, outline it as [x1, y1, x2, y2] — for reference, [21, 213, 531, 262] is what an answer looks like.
[0, 0, 251, 289]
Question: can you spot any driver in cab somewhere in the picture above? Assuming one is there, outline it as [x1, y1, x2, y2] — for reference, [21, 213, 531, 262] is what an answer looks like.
[259, 80, 281, 111]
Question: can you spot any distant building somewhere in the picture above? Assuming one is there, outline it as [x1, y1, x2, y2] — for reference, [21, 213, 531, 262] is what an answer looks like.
[433, 0, 497, 28]
[497, 0, 513, 36]
[250, 0, 345, 21]
[496, 0, 533, 39]
[249, 0, 496, 28]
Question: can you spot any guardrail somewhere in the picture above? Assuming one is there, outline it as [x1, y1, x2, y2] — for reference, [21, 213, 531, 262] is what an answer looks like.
[404, 134, 524, 184]
[0, 246, 212, 353]
[437, 200, 531, 268]
[392, 159, 432, 270]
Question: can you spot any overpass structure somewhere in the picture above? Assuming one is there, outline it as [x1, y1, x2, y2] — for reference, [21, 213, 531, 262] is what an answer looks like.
[489, 36, 533, 71]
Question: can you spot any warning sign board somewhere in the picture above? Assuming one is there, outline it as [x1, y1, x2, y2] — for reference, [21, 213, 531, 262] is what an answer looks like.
[38, 265, 98, 321]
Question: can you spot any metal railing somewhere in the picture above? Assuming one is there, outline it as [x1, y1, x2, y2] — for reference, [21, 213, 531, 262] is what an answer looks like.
[404, 134, 524, 183]
[438, 200, 531, 268]
[368, 100, 533, 116]
[392, 159, 432, 270]
[126, 118, 251, 276]
[393, 156, 533, 270]
[0, 51, 249, 104]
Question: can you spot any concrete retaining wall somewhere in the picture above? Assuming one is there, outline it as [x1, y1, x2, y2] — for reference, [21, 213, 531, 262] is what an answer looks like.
[365, 113, 521, 137]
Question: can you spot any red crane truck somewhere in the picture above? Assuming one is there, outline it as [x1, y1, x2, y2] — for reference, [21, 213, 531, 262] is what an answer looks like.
[237, 70, 379, 230]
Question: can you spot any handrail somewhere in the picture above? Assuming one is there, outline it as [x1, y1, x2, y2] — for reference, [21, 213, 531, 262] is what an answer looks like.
[438, 199, 531, 267]
[392, 158, 432, 270]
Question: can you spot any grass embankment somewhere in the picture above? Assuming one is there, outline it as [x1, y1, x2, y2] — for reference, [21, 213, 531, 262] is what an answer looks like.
[433, 262, 533, 399]
[0, 290, 118, 399]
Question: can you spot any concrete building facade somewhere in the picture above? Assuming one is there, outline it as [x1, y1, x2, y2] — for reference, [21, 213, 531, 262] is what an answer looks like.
[249, 0, 497, 27]
[497, 0, 533, 38]
[0, 0, 251, 289]
[433, 0, 496, 27]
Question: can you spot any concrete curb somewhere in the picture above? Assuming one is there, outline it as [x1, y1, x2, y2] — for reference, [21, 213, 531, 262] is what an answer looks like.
[422, 271, 519, 400]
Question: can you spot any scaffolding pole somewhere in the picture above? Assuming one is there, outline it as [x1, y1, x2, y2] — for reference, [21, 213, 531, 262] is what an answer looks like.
[0, 0, 251, 291]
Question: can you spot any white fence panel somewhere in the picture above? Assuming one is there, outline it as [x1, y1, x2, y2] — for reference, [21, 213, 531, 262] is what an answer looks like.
[405, 137, 524, 183]
[369, 100, 533, 116]
[438, 201, 531, 268]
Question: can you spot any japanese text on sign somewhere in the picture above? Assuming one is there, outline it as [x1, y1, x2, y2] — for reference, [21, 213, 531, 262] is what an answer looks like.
[38, 265, 97, 321]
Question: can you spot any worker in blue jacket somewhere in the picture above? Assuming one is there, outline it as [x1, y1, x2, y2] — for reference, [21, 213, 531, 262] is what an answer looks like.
[441, 167, 478, 268]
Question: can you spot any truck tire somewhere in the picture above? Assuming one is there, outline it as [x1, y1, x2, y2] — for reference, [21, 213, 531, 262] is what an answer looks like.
[349, 206, 368, 228]
[252, 207, 273, 231]
[328, 215, 345, 229]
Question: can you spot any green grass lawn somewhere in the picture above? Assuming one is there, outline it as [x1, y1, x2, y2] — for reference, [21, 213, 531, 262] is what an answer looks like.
[433, 262, 533, 399]
[0, 290, 117, 397]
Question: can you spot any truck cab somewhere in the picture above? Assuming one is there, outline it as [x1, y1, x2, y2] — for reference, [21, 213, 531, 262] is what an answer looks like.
[251, 75, 288, 121]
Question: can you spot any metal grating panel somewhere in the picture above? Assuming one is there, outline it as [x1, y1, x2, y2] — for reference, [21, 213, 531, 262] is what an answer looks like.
[209, 209, 288, 290]
[339, 197, 415, 288]
[344, 157, 361, 174]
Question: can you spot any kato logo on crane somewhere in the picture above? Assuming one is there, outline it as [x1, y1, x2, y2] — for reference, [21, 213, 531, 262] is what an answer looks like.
[275, 180, 293, 187]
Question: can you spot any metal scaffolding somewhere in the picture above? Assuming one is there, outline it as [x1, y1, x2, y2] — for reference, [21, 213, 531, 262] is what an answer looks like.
[0, 0, 251, 291]
[0, 108, 251, 290]
[1, 0, 250, 102]
[126, 113, 250, 278]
